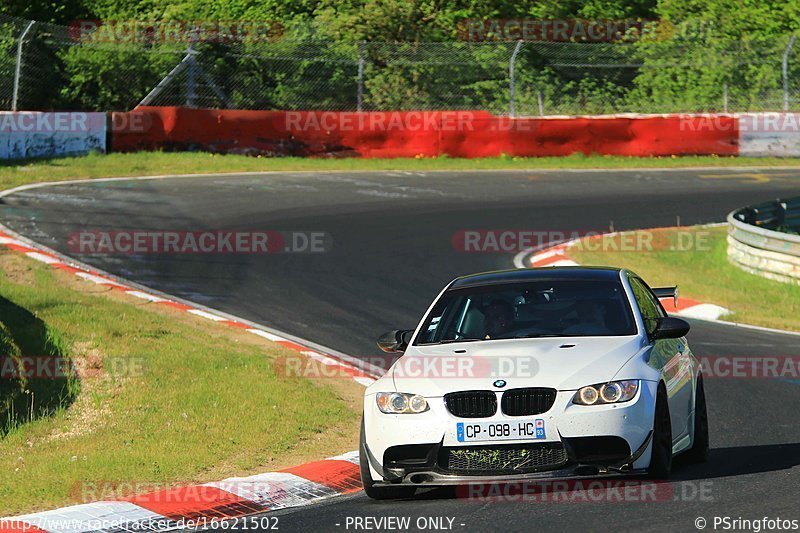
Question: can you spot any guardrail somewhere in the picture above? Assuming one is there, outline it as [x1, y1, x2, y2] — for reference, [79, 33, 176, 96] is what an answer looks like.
[727, 197, 800, 284]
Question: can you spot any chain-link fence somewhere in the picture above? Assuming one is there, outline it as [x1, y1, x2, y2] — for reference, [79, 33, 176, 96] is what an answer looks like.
[2, 14, 799, 115]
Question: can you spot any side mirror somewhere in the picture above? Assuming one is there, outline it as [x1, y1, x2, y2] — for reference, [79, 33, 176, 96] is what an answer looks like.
[377, 329, 414, 353]
[652, 317, 690, 340]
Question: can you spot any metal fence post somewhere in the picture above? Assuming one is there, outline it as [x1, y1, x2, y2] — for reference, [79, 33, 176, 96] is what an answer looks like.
[357, 41, 366, 112]
[137, 53, 192, 107]
[783, 36, 796, 112]
[537, 90, 544, 116]
[723, 82, 729, 113]
[11, 20, 35, 112]
[509, 40, 523, 117]
[138, 26, 230, 109]
[777, 199, 787, 227]
[185, 28, 199, 108]
[186, 53, 197, 108]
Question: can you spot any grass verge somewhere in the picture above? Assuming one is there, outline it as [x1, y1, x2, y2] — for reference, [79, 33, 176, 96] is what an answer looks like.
[0, 251, 361, 515]
[3, 151, 800, 191]
[568, 225, 800, 332]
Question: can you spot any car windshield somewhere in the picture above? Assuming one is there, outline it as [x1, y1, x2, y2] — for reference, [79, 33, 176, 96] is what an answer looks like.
[415, 279, 637, 345]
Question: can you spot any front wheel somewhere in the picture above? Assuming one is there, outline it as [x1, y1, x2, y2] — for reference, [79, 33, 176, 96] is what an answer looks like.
[648, 385, 673, 478]
[359, 417, 416, 500]
[685, 376, 709, 463]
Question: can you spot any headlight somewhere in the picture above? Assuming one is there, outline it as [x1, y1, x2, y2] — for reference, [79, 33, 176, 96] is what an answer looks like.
[376, 392, 429, 414]
[573, 380, 638, 405]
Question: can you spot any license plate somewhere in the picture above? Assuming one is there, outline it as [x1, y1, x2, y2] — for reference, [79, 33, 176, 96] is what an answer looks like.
[456, 419, 545, 442]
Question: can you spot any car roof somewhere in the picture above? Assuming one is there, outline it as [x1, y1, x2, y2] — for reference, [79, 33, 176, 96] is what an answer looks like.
[449, 266, 625, 289]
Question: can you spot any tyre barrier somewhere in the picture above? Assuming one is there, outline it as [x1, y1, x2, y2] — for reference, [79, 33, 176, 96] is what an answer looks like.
[728, 197, 800, 284]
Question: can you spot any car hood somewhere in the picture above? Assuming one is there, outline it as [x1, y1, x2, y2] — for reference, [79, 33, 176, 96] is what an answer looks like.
[391, 336, 644, 396]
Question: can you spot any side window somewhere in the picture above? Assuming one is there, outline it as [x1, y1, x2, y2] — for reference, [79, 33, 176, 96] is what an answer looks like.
[629, 277, 664, 337]
[417, 295, 469, 343]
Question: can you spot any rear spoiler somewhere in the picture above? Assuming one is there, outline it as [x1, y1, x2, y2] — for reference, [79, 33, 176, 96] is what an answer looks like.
[652, 286, 678, 307]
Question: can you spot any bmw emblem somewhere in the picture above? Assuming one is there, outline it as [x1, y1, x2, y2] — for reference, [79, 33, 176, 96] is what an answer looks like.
[493, 379, 507, 388]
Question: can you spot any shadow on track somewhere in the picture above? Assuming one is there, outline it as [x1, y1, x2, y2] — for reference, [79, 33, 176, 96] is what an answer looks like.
[673, 442, 800, 481]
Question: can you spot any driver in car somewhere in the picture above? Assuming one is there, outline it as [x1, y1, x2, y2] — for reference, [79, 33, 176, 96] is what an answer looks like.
[565, 299, 612, 335]
[483, 300, 515, 338]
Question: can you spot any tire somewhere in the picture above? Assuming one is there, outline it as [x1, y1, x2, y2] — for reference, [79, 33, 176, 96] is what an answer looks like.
[648, 384, 673, 479]
[359, 417, 416, 500]
[684, 376, 709, 463]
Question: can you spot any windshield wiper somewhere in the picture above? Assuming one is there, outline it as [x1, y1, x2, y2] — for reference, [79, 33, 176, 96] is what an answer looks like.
[512, 333, 564, 339]
[420, 338, 484, 345]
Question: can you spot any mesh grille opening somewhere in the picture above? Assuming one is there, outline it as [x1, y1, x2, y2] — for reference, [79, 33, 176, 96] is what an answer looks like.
[501, 388, 557, 416]
[440, 443, 567, 473]
[444, 390, 497, 418]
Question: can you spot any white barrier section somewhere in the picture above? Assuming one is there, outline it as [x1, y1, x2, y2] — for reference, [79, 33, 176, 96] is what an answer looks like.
[0, 112, 106, 159]
[739, 112, 800, 157]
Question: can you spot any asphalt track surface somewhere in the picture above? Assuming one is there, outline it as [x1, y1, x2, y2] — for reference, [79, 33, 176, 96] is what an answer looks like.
[1, 168, 799, 532]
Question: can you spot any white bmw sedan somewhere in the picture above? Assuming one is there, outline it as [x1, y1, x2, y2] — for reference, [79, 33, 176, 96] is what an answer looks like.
[360, 267, 709, 499]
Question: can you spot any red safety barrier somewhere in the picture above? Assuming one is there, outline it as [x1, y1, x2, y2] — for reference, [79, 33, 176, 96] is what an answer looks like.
[441, 115, 739, 157]
[110, 107, 739, 158]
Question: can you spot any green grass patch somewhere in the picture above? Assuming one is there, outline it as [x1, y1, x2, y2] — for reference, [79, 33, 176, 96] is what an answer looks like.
[0, 321, 25, 429]
[0, 295, 77, 437]
[569, 226, 800, 332]
[3, 151, 800, 191]
[0, 253, 356, 514]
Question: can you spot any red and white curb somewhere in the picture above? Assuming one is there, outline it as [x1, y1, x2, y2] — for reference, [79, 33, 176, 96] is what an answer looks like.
[2, 453, 361, 532]
[0, 229, 373, 528]
[516, 232, 731, 321]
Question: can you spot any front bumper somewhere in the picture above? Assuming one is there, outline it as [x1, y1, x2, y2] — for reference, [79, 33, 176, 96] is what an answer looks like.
[363, 381, 658, 485]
